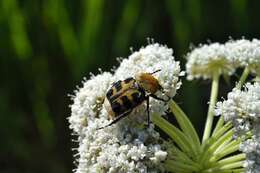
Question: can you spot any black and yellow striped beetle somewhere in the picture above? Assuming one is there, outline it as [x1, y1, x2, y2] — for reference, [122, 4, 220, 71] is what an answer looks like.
[98, 69, 170, 129]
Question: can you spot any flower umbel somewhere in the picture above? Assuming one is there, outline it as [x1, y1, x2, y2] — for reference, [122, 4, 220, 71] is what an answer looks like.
[225, 39, 260, 76]
[69, 43, 182, 173]
[216, 82, 260, 173]
[186, 39, 260, 81]
[186, 43, 236, 80]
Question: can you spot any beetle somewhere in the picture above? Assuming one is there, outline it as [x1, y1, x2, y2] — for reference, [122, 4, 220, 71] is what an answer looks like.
[98, 69, 170, 129]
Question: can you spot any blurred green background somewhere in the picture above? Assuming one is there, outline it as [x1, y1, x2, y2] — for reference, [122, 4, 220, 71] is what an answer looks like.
[1, 0, 260, 172]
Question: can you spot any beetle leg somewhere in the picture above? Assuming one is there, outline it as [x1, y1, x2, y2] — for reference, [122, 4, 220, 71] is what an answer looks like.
[149, 94, 170, 102]
[146, 96, 150, 127]
[98, 110, 132, 130]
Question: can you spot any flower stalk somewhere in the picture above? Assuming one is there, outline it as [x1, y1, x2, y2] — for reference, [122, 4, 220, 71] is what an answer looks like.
[202, 72, 220, 143]
[236, 67, 250, 89]
[169, 100, 201, 154]
[152, 113, 197, 157]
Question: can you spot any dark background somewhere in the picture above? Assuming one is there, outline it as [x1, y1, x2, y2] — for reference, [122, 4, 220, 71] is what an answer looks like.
[0, 0, 259, 172]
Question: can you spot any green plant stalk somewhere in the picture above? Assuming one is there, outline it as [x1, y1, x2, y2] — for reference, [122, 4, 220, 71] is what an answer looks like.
[212, 121, 232, 139]
[236, 67, 250, 89]
[204, 167, 245, 173]
[209, 152, 245, 169]
[169, 145, 203, 171]
[213, 139, 240, 156]
[169, 100, 201, 154]
[213, 137, 232, 155]
[217, 153, 246, 165]
[200, 129, 234, 166]
[152, 113, 195, 157]
[203, 161, 244, 173]
[208, 146, 242, 170]
[164, 162, 189, 173]
[213, 168, 245, 173]
[212, 116, 224, 136]
[170, 155, 197, 167]
[165, 160, 200, 172]
[213, 142, 240, 161]
[208, 141, 240, 168]
[200, 123, 232, 157]
[219, 161, 244, 170]
[170, 145, 198, 165]
[209, 129, 234, 155]
[202, 72, 220, 143]
[201, 121, 232, 156]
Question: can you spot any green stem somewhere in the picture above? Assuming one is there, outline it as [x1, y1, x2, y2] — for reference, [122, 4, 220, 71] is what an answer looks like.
[164, 162, 189, 173]
[170, 145, 196, 165]
[209, 151, 245, 168]
[152, 113, 195, 157]
[200, 129, 234, 165]
[217, 153, 246, 165]
[202, 72, 220, 143]
[212, 116, 224, 136]
[203, 161, 244, 173]
[165, 160, 199, 172]
[236, 67, 250, 89]
[211, 168, 245, 173]
[213, 141, 240, 161]
[213, 137, 232, 155]
[212, 121, 232, 139]
[169, 100, 201, 154]
[214, 139, 240, 156]
[209, 129, 234, 154]
[200, 122, 232, 161]
[218, 161, 244, 170]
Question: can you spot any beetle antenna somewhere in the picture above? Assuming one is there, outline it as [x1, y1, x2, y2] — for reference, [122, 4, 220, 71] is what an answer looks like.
[150, 69, 161, 75]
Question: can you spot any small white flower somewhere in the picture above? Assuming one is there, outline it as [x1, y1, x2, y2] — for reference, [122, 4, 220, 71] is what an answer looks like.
[216, 82, 260, 173]
[186, 43, 236, 80]
[69, 43, 182, 173]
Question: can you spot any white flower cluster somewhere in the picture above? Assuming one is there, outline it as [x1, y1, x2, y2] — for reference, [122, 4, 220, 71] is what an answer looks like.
[226, 39, 260, 75]
[215, 82, 260, 173]
[69, 43, 182, 173]
[186, 43, 235, 80]
[186, 39, 260, 80]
